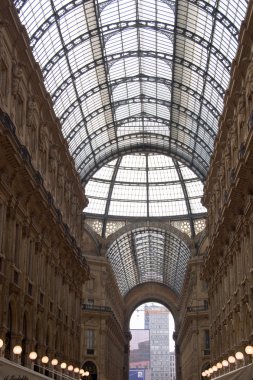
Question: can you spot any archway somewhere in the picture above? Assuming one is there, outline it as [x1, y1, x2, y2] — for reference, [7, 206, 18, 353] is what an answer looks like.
[82, 360, 98, 380]
[129, 302, 176, 380]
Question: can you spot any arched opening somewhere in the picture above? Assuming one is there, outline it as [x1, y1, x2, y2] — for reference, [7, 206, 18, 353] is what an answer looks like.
[129, 302, 176, 380]
[21, 314, 27, 366]
[81, 361, 97, 380]
[4, 305, 12, 360]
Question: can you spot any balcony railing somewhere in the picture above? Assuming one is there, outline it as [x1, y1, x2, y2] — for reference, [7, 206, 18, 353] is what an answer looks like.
[186, 304, 208, 312]
[82, 304, 111, 312]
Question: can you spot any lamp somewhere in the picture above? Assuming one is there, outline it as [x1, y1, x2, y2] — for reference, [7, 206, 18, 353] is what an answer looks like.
[0, 339, 3, 348]
[222, 360, 229, 367]
[202, 371, 207, 377]
[61, 362, 67, 369]
[74, 367, 80, 373]
[13, 345, 22, 355]
[245, 346, 253, 355]
[29, 351, 37, 360]
[216, 362, 222, 369]
[51, 358, 58, 366]
[41, 356, 49, 364]
[228, 356, 236, 364]
[235, 351, 244, 360]
[212, 365, 218, 372]
[80, 369, 85, 375]
[68, 365, 74, 371]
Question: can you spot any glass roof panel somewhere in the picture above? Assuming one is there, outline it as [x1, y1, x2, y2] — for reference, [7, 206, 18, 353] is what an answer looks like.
[84, 153, 206, 225]
[107, 227, 191, 296]
[14, 0, 249, 294]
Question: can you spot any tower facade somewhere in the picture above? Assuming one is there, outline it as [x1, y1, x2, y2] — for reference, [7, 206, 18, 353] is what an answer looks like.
[144, 304, 175, 380]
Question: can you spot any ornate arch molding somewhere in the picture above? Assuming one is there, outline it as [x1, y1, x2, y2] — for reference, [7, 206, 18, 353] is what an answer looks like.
[124, 282, 179, 330]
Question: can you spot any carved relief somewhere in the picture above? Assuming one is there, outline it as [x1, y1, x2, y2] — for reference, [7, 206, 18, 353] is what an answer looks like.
[12, 61, 22, 97]
[26, 96, 38, 156]
[38, 122, 49, 179]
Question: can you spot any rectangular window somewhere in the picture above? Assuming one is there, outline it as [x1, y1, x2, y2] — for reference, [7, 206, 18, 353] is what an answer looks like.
[0, 59, 8, 98]
[204, 329, 210, 350]
[14, 223, 20, 267]
[85, 329, 95, 350]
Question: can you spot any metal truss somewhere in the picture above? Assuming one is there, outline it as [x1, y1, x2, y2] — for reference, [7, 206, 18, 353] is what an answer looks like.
[71, 114, 214, 165]
[53, 74, 220, 121]
[77, 132, 208, 183]
[64, 94, 216, 141]
[41, 20, 231, 76]
[107, 226, 191, 296]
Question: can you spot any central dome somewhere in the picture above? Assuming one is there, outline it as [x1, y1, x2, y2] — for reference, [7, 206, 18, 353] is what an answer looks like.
[84, 153, 206, 218]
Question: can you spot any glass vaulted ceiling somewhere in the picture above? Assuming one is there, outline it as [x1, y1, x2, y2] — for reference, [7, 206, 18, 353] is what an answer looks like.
[85, 153, 206, 237]
[13, 0, 249, 296]
[14, 0, 249, 183]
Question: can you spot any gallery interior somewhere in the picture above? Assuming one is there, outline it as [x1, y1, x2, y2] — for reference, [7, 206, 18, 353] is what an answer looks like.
[0, 0, 253, 379]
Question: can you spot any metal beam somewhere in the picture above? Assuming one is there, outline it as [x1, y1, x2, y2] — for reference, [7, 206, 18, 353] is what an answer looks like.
[41, 20, 231, 75]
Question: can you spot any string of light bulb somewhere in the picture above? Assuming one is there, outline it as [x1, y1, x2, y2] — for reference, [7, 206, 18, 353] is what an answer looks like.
[0, 339, 89, 378]
[201, 346, 253, 378]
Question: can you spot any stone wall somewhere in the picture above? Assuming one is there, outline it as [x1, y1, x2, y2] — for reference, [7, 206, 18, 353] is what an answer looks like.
[203, 0, 253, 366]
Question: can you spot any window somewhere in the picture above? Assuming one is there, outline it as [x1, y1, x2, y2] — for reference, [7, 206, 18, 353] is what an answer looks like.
[85, 330, 95, 350]
[204, 329, 210, 350]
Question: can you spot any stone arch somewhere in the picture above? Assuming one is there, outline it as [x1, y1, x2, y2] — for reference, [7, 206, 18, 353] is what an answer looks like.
[106, 221, 193, 250]
[124, 282, 179, 331]
[8, 294, 18, 335]
[82, 223, 102, 256]
[21, 312, 28, 366]
[82, 360, 98, 380]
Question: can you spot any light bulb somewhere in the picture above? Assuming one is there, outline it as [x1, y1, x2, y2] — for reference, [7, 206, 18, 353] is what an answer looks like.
[29, 351, 37, 360]
[222, 360, 229, 367]
[74, 367, 79, 373]
[80, 369, 85, 375]
[216, 362, 222, 369]
[41, 356, 49, 364]
[235, 351, 244, 360]
[13, 345, 22, 355]
[61, 362, 67, 369]
[51, 358, 58, 366]
[245, 346, 253, 355]
[228, 356, 236, 364]
[212, 365, 218, 372]
[68, 365, 74, 371]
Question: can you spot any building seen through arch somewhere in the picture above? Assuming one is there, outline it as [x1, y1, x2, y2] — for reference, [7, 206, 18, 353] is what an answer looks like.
[0, 0, 253, 379]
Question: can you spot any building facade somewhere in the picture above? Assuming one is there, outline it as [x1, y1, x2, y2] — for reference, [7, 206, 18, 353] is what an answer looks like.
[144, 304, 175, 380]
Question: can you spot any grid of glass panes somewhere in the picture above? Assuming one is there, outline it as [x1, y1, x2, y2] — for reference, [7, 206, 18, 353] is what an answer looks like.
[14, 0, 249, 183]
[107, 227, 191, 295]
